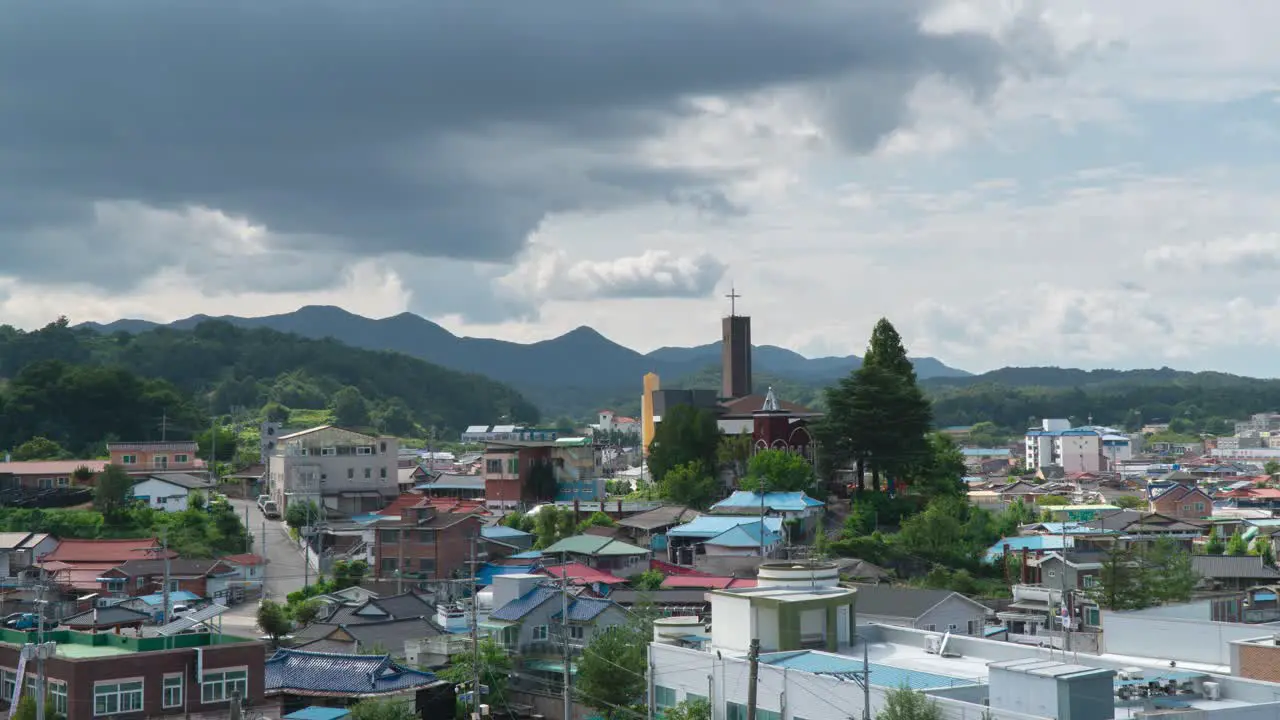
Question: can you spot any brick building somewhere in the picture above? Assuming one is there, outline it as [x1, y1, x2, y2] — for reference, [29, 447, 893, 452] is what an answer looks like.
[482, 442, 553, 510]
[1150, 484, 1214, 520]
[371, 496, 484, 581]
[98, 559, 237, 601]
[107, 442, 202, 473]
[0, 627, 265, 720]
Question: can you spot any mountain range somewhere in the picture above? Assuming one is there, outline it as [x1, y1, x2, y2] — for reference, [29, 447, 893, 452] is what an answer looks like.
[77, 305, 970, 416]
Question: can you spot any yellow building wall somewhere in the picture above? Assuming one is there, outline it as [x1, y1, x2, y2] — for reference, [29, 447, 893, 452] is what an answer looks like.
[642, 372, 660, 453]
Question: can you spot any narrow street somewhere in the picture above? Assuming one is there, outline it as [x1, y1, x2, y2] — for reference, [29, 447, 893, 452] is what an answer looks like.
[221, 498, 308, 636]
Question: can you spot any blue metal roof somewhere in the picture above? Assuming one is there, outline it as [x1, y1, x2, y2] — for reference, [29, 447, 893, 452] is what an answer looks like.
[265, 649, 439, 695]
[760, 651, 978, 690]
[481, 525, 532, 540]
[706, 523, 780, 548]
[489, 586, 558, 621]
[961, 448, 1010, 457]
[476, 563, 536, 587]
[668, 516, 784, 538]
[508, 550, 544, 560]
[136, 591, 200, 606]
[551, 596, 617, 623]
[284, 708, 352, 720]
[711, 491, 824, 512]
[984, 535, 1068, 563]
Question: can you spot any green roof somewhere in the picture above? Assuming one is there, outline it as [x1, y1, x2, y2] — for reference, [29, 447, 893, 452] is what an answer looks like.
[0, 628, 254, 655]
[543, 535, 649, 556]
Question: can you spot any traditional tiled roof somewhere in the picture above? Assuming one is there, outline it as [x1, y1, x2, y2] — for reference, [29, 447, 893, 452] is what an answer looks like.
[489, 586, 559, 622]
[542, 535, 649, 557]
[616, 505, 698, 531]
[264, 649, 440, 697]
[551, 596, 619, 623]
[349, 592, 433, 621]
[1191, 555, 1280, 580]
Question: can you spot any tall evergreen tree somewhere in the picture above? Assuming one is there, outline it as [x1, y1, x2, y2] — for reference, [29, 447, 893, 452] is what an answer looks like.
[863, 318, 918, 382]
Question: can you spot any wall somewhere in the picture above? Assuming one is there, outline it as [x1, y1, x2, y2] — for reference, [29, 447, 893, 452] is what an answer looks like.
[710, 595, 753, 654]
[129, 478, 190, 511]
[1101, 604, 1270, 666]
[920, 596, 989, 636]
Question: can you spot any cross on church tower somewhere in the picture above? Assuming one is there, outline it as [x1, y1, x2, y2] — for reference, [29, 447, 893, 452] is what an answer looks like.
[725, 285, 741, 317]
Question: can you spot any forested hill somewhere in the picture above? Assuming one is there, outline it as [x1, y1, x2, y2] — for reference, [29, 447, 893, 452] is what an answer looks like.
[0, 318, 540, 454]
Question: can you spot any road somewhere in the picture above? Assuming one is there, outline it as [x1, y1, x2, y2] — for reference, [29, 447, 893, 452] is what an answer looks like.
[222, 498, 308, 634]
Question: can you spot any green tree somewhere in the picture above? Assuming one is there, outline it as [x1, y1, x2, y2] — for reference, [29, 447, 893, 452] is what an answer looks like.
[332, 386, 371, 427]
[374, 399, 419, 437]
[1205, 528, 1225, 555]
[256, 600, 292, 646]
[285, 500, 318, 530]
[1144, 538, 1200, 604]
[196, 426, 239, 462]
[578, 510, 616, 534]
[1255, 538, 1276, 566]
[632, 570, 665, 590]
[1037, 495, 1068, 506]
[1091, 545, 1150, 611]
[1227, 529, 1250, 556]
[12, 436, 67, 461]
[741, 449, 815, 493]
[349, 697, 418, 720]
[291, 599, 323, 626]
[535, 506, 563, 549]
[718, 432, 753, 486]
[93, 464, 135, 518]
[660, 461, 720, 510]
[261, 400, 291, 424]
[439, 638, 513, 707]
[1266, 460, 1280, 476]
[71, 465, 96, 485]
[576, 623, 649, 719]
[332, 559, 369, 589]
[876, 686, 943, 720]
[646, 405, 721, 485]
[663, 698, 711, 720]
[1113, 495, 1146, 510]
[905, 433, 966, 499]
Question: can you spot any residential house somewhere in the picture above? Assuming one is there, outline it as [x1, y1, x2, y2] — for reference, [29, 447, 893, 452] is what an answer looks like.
[850, 584, 991, 636]
[480, 525, 534, 554]
[1219, 487, 1280, 510]
[614, 505, 698, 549]
[0, 460, 107, 490]
[38, 538, 170, 593]
[1079, 510, 1208, 548]
[0, 533, 56, 579]
[481, 574, 630, 674]
[665, 515, 785, 565]
[535, 562, 627, 591]
[701, 521, 781, 557]
[1025, 550, 1106, 599]
[320, 592, 436, 625]
[1191, 555, 1280, 591]
[1150, 483, 1214, 519]
[220, 553, 268, 582]
[0, 625, 266, 720]
[267, 426, 400, 516]
[263, 649, 450, 717]
[709, 491, 824, 524]
[98, 558, 237, 602]
[370, 496, 484, 581]
[482, 441, 553, 510]
[415, 473, 485, 500]
[294, 618, 444, 659]
[129, 473, 217, 511]
[550, 437, 604, 502]
[108, 441, 200, 473]
[541, 535, 650, 578]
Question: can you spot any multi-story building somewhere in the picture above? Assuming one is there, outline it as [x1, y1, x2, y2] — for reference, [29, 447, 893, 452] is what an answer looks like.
[0, 626, 265, 720]
[107, 442, 200, 473]
[1024, 420, 1132, 472]
[460, 425, 565, 444]
[482, 438, 605, 509]
[1235, 413, 1280, 437]
[266, 426, 399, 516]
[370, 496, 484, 581]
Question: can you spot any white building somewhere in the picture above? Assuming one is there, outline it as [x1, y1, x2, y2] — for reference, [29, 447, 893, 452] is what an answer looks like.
[595, 410, 641, 436]
[129, 472, 216, 511]
[1024, 420, 1132, 473]
[267, 425, 400, 516]
[650, 561, 1280, 720]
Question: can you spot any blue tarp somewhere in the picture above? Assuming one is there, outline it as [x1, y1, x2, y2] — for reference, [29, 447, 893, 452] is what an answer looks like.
[285, 708, 352, 720]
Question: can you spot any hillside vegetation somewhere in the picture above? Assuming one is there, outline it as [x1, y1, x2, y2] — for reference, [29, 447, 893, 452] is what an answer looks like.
[0, 318, 539, 454]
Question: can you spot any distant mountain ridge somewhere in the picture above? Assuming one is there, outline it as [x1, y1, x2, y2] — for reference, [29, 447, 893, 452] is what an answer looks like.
[76, 305, 971, 415]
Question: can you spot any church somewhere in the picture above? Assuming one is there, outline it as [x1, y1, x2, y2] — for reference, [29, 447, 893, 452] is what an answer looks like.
[640, 289, 823, 463]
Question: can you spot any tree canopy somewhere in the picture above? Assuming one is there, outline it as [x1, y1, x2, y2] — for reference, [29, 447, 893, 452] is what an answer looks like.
[646, 404, 721, 485]
[575, 620, 650, 719]
[1090, 539, 1199, 611]
[659, 461, 720, 510]
[741, 448, 815, 493]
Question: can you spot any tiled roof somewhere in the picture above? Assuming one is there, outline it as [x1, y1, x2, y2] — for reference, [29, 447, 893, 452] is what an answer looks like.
[351, 592, 434, 621]
[108, 558, 234, 577]
[543, 535, 649, 557]
[489, 586, 559, 621]
[1191, 555, 1280, 580]
[551, 596, 618, 623]
[711, 491, 824, 513]
[616, 505, 698, 531]
[264, 649, 440, 696]
[42, 538, 169, 564]
[140, 472, 215, 490]
[536, 562, 627, 585]
[220, 553, 267, 566]
[667, 516, 784, 539]
[343, 618, 444, 649]
[850, 584, 989, 620]
[60, 606, 151, 628]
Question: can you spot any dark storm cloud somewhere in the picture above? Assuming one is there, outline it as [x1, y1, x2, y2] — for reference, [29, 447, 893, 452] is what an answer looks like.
[0, 0, 1034, 294]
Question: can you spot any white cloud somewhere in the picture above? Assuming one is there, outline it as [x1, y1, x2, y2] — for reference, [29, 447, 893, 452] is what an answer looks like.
[498, 247, 727, 302]
[1145, 233, 1280, 273]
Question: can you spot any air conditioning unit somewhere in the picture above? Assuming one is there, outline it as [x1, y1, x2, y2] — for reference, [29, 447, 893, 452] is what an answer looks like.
[1202, 682, 1221, 701]
[1118, 667, 1145, 681]
[924, 634, 943, 654]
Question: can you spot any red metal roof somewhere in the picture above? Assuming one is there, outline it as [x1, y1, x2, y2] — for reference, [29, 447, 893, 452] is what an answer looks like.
[536, 562, 626, 585]
[412, 497, 489, 514]
[661, 575, 757, 590]
[375, 493, 427, 516]
[220, 553, 267, 566]
[649, 559, 712, 576]
[41, 538, 169, 563]
[0, 460, 109, 476]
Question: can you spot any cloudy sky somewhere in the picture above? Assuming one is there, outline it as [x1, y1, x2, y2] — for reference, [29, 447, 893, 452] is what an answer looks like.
[3, 1, 1279, 375]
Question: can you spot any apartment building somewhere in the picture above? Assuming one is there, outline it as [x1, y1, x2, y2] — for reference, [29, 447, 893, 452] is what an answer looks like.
[266, 426, 399, 516]
[482, 437, 605, 509]
[1024, 419, 1132, 472]
[370, 497, 484, 581]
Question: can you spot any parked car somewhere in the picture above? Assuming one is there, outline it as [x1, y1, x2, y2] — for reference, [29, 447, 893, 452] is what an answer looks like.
[256, 494, 270, 509]
[261, 499, 280, 519]
[5, 613, 57, 631]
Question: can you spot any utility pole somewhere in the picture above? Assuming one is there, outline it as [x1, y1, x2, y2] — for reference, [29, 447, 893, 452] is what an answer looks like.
[561, 552, 571, 720]
[34, 585, 46, 720]
[745, 638, 760, 720]
[161, 527, 171, 625]
[396, 528, 405, 595]
[469, 534, 481, 720]
[210, 415, 218, 482]
[261, 519, 268, 596]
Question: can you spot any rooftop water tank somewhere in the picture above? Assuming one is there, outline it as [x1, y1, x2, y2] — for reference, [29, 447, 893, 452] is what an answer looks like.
[756, 561, 840, 589]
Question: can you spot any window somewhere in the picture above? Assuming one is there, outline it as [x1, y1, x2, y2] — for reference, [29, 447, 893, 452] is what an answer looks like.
[201, 668, 248, 703]
[417, 529, 436, 543]
[486, 460, 502, 474]
[38, 478, 52, 489]
[175, 454, 189, 464]
[924, 624, 936, 632]
[168, 580, 179, 593]
[57, 476, 69, 487]
[381, 557, 398, 573]
[1047, 570, 1057, 579]
[50, 681, 66, 714]
[121, 454, 137, 465]
[380, 442, 387, 453]
[380, 529, 399, 544]
[321, 447, 337, 457]
[162, 674, 183, 708]
[357, 446, 373, 455]
[532, 625, 548, 641]
[135, 577, 145, 589]
[1082, 575, 1098, 588]
[727, 703, 780, 720]
[153, 456, 169, 469]
[94, 680, 144, 715]
[364, 468, 371, 479]
[1, 670, 15, 701]
[947, 623, 958, 631]
[967, 620, 977, 635]
[655, 686, 677, 709]
[348, 468, 354, 479]
[569, 626, 584, 640]
[1196, 502, 1206, 511]
[380, 467, 387, 479]
[507, 458, 519, 474]
[419, 558, 436, 573]
[106, 579, 125, 593]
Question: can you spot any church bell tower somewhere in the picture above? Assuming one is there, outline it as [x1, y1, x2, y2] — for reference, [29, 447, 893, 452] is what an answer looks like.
[721, 286, 752, 400]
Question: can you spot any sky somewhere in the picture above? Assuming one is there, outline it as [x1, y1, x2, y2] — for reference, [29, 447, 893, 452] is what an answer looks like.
[3, 1, 1280, 376]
